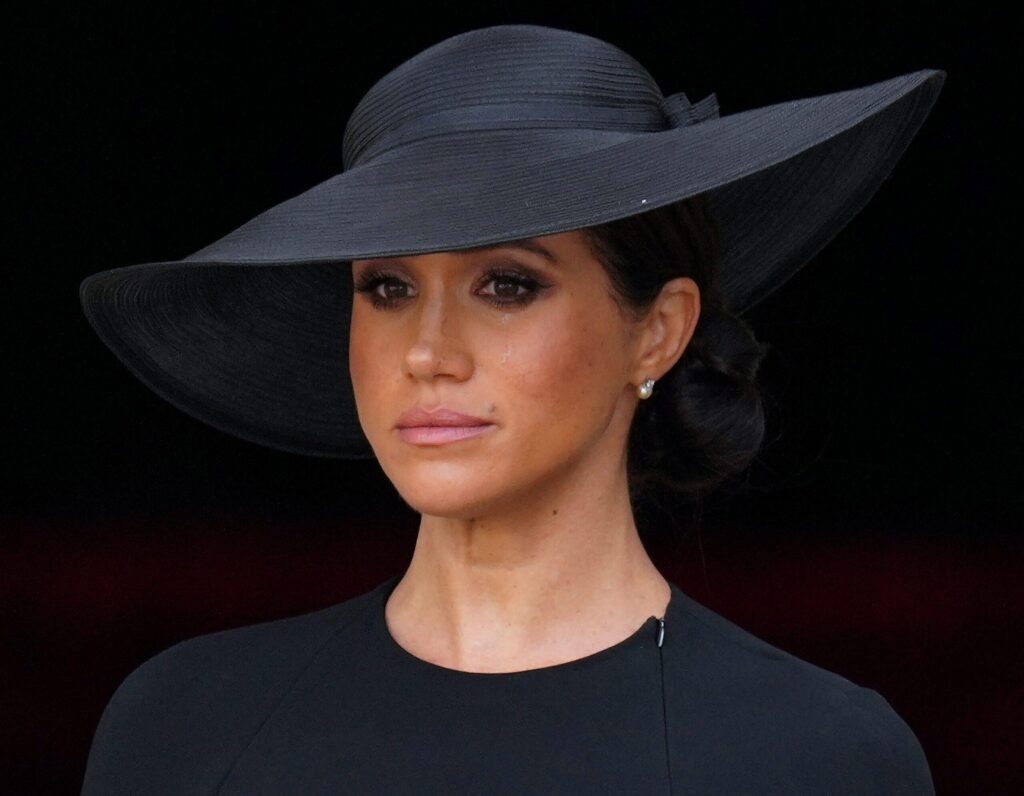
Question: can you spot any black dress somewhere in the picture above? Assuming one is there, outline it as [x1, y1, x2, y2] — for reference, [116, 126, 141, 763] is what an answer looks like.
[81, 573, 935, 794]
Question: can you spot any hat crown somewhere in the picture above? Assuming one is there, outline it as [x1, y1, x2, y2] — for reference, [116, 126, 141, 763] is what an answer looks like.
[342, 25, 670, 170]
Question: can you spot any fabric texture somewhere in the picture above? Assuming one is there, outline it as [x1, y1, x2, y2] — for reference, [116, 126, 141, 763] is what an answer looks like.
[81, 573, 935, 795]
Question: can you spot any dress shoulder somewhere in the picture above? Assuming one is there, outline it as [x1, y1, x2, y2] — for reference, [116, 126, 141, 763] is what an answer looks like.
[665, 583, 935, 794]
[80, 586, 376, 795]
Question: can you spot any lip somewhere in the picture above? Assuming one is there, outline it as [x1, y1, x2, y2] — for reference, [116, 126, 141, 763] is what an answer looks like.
[395, 406, 490, 428]
[394, 406, 495, 447]
[396, 424, 495, 445]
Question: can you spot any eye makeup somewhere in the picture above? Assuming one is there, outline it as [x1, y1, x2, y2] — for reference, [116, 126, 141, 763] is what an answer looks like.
[353, 264, 551, 311]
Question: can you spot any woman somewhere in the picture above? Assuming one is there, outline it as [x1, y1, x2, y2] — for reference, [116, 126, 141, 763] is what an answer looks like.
[78, 24, 944, 795]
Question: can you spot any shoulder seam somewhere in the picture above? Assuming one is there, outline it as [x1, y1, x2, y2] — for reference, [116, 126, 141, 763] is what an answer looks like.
[674, 594, 863, 696]
[210, 599, 366, 795]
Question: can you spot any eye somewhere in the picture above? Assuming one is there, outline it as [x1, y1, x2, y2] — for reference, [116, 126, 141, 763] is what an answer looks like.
[477, 268, 547, 308]
[353, 266, 548, 310]
[353, 268, 413, 308]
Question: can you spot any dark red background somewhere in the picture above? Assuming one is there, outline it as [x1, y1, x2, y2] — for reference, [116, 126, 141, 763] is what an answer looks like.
[5, 2, 1021, 793]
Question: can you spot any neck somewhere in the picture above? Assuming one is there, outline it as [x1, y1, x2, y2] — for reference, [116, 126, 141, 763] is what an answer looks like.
[384, 451, 670, 673]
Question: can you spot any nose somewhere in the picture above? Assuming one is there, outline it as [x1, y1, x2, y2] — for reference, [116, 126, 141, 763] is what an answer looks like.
[403, 288, 473, 383]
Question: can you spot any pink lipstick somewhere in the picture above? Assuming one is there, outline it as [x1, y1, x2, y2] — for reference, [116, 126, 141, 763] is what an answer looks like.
[394, 406, 496, 446]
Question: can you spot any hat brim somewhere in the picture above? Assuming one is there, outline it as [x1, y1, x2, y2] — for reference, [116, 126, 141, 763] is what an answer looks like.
[80, 68, 944, 458]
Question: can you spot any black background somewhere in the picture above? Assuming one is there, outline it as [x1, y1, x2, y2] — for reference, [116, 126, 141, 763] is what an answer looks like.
[5, 2, 1021, 793]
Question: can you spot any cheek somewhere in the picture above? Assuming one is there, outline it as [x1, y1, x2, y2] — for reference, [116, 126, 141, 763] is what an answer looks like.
[495, 305, 623, 435]
[348, 309, 392, 423]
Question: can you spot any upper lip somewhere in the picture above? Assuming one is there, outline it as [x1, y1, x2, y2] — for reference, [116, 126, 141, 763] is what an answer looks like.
[395, 406, 492, 428]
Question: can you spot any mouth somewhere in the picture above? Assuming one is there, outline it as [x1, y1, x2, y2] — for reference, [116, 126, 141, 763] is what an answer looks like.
[393, 404, 496, 446]
[394, 424, 496, 446]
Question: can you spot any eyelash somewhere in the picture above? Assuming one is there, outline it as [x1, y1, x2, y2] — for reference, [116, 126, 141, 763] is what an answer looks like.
[353, 266, 548, 310]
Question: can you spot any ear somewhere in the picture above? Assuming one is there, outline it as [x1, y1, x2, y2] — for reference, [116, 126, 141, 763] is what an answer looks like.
[629, 276, 701, 386]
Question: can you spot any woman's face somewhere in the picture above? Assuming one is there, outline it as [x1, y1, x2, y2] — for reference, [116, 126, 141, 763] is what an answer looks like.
[348, 230, 673, 518]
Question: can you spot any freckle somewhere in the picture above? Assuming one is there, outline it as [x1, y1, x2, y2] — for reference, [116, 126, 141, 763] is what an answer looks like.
[552, 509, 558, 515]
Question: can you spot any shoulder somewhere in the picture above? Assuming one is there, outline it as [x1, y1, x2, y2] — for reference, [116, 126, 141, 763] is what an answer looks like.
[664, 583, 935, 794]
[81, 582, 381, 795]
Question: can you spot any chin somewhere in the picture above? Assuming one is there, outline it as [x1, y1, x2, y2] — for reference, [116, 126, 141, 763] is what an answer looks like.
[383, 458, 517, 518]
[394, 482, 505, 520]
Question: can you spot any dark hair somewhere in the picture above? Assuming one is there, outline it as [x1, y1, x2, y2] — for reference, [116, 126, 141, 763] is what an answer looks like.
[583, 196, 771, 505]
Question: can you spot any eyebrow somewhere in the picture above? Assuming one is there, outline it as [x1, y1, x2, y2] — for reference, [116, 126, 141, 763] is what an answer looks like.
[458, 238, 558, 263]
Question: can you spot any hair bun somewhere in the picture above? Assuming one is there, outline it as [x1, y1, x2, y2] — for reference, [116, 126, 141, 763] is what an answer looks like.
[628, 303, 770, 501]
[684, 303, 769, 384]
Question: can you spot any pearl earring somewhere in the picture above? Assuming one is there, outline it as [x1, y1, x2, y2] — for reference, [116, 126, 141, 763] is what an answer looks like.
[637, 377, 655, 399]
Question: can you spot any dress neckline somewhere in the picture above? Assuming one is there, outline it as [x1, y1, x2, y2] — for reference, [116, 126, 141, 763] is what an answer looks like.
[371, 573, 671, 678]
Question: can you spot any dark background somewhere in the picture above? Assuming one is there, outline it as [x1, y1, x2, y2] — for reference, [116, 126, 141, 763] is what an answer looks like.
[5, 2, 1021, 793]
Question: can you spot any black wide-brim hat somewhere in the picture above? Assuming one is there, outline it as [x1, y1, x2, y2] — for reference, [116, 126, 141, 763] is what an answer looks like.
[79, 24, 945, 460]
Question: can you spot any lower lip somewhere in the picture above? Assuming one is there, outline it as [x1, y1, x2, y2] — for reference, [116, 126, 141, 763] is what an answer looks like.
[396, 424, 495, 445]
